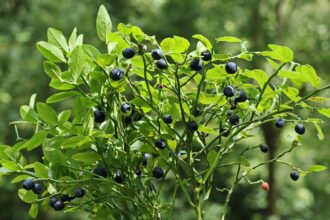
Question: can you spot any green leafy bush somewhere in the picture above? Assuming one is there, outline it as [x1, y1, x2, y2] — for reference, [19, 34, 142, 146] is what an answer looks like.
[1, 5, 329, 219]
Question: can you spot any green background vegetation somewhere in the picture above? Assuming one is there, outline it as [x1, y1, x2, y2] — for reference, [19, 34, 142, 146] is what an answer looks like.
[0, 0, 329, 219]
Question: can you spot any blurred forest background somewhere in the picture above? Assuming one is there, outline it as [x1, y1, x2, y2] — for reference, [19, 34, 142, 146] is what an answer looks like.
[0, 0, 329, 219]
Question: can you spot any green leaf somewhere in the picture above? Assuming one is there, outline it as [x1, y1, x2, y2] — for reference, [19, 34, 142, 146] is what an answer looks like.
[117, 23, 132, 35]
[193, 34, 212, 50]
[199, 93, 226, 105]
[29, 94, 37, 109]
[18, 189, 38, 203]
[62, 136, 92, 148]
[36, 102, 58, 125]
[198, 125, 218, 135]
[259, 44, 293, 63]
[296, 64, 320, 88]
[29, 204, 38, 218]
[46, 91, 80, 104]
[20, 105, 38, 123]
[306, 165, 327, 173]
[36, 41, 66, 63]
[1, 160, 20, 171]
[317, 108, 330, 118]
[96, 5, 112, 42]
[19, 130, 48, 151]
[308, 96, 329, 102]
[72, 152, 101, 163]
[216, 36, 241, 43]
[244, 69, 268, 88]
[313, 123, 324, 140]
[207, 150, 217, 165]
[34, 162, 48, 178]
[69, 27, 78, 51]
[47, 28, 69, 52]
[131, 26, 145, 43]
[69, 46, 86, 82]
[282, 87, 299, 101]
[239, 156, 250, 167]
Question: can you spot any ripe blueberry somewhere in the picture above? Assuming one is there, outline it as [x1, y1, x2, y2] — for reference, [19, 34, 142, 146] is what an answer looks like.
[223, 86, 235, 97]
[235, 91, 248, 102]
[193, 107, 202, 117]
[93, 167, 107, 178]
[121, 103, 131, 113]
[295, 124, 305, 135]
[135, 169, 142, 177]
[225, 62, 238, 74]
[60, 194, 73, 202]
[226, 110, 232, 117]
[275, 118, 285, 128]
[114, 170, 124, 184]
[142, 153, 152, 166]
[178, 150, 187, 158]
[74, 188, 85, 198]
[22, 179, 35, 190]
[220, 128, 230, 137]
[155, 138, 166, 149]
[163, 114, 173, 124]
[261, 182, 270, 191]
[156, 59, 168, 69]
[190, 58, 203, 71]
[153, 167, 164, 179]
[53, 200, 65, 211]
[187, 121, 198, 132]
[201, 50, 212, 61]
[229, 114, 240, 125]
[32, 183, 42, 194]
[259, 144, 268, 153]
[290, 171, 299, 181]
[110, 68, 124, 81]
[94, 109, 106, 123]
[122, 48, 135, 59]
[151, 49, 163, 60]
[49, 197, 58, 208]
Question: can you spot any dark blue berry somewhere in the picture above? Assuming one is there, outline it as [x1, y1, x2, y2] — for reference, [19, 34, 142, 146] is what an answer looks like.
[122, 48, 135, 59]
[295, 124, 305, 135]
[32, 183, 42, 194]
[156, 59, 168, 69]
[226, 110, 232, 117]
[225, 62, 238, 74]
[94, 109, 106, 123]
[93, 167, 107, 178]
[290, 171, 299, 181]
[259, 144, 268, 153]
[155, 138, 166, 149]
[223, 86, 236, 97]
[142, 153, 152, 166]
[121, 103, 131, 113]
[229, 114, 240, 125]
[190, 58, 203, 71]
[275, 119, 285, 128]
[74, 188, 85, 198]
[201, 50, 212, 61]
[163, 114, 173, 124]
[49, 197, 58, 207]
[153, 167, 164, 179]
[235, 91, 248, 102]
[22, 179, 35, 190]
[110, 68, 124, 81]
[114, 170, 124, 184]
[187, 121, 198, 132]
[151, 49, 163, 60]
[53, 200, 65, 211]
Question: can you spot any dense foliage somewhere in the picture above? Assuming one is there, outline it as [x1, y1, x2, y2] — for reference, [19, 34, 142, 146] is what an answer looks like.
[1, 4, 329, 220]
